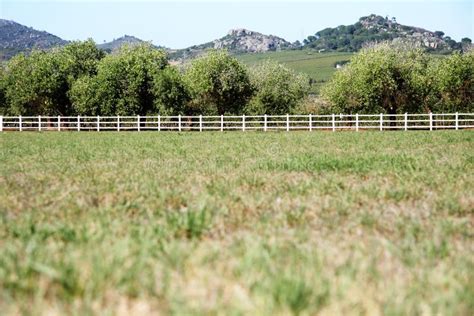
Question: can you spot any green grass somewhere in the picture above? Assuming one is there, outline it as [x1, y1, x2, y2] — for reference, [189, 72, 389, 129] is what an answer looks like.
[236, 50, 354, 93]
[1, 131, 473, 315]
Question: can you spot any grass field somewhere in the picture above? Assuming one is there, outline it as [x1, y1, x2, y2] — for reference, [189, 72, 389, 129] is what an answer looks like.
[1, 131, 473, 315]
[236, 51, 354, 93]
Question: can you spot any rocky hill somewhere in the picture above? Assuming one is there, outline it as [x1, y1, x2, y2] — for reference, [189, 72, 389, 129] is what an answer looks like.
[303, 14, 467, 53]
[0, 19, 68, 60]
[170, 28, 295, 60]
[98, 35, 166, 53]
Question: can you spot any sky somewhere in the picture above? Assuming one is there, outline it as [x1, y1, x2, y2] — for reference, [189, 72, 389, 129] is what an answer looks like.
[1, 0, 473, 49]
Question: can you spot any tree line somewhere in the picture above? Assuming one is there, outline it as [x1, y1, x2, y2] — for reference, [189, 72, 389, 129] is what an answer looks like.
[0, 39, 472, 117]
[320, 43, 473, 114]
[0, 40, 309, 116]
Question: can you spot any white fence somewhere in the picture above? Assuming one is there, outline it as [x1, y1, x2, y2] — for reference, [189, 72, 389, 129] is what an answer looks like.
[0, 113, 473, 132]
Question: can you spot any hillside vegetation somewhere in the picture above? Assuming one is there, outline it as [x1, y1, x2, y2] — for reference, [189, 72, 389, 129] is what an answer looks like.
[0, 19, 68, 61]
[303, 14, 471, 53]
[236, 50, 354, 93]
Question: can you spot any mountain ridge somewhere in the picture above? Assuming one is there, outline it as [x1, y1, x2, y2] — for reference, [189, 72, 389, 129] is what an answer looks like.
[303, 14, 470, 53]
[0, 15, 471, 61]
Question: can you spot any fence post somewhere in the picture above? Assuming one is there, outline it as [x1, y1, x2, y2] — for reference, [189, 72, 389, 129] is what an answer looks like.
[0, 115, 3, 132]
[355, 113, 359, 132]
[97, 115, 100, 132]
[455, 112, 458, 130]
[404, 113, 408, 131]
[429, 112, 433, 131]
[242, 114, 246, 132]
[19, 115, 22, 132]
[286, 114, 289, 132]
[178, 114, 181, 132]
[221, 115, 224, 132]
[77, 116, 80, 132]
[309, 114, 312, 132]
[116, 116, 120, 131]
[379, 113, 383, 131]
[332, 113, 335, 132]
[264, 114, 267, 132]
[158, 115, 161, 131]
[58, 115, 61, 131]
[137, 115, 140, 131]
[199, 115, 202, 132]
[38, 115, 42, 132]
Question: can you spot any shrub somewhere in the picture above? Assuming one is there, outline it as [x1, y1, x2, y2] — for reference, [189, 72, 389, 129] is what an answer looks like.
[322, 43, 432, 114]
[2, 40, 104, 116]
[429, 51, 474, 112]
[246, 61, 310, 115]
[151, 66, 191, 115]
[184, 50, 253, 115]
[71, 43, 168, 115]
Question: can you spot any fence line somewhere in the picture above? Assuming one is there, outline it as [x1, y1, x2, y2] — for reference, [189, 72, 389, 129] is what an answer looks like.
[0, 113, 473, 132]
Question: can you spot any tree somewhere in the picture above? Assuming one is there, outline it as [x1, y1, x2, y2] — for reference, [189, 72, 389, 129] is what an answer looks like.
[0, 66, 6, 114]
[71, 43, 168, 115]
[434, 31, 445, 38]
[321, 43, 432, 114]
[151, 66, 190, 115]
[246, 61, 310, 115]
[59, 39, 105, 82]
[3, 51, 69, 115]
[429, 51, 474, 112]
[2, 40, 105, 115]
[184, 50, 253, 115]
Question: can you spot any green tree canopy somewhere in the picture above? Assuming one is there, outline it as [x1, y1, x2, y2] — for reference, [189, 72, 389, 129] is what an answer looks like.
[71, 43, 168, 115]
[1, 40, 105, 115]
[429, 51, 474, 112]
[151, 66, 191, 115]
[246, 60, 310, 115]
[322, 43, 432, 114]
[184, 50, 253, 115]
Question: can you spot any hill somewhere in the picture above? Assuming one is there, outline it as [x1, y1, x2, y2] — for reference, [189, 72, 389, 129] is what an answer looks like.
[0, 19, 68, 60]
[98, 35, 166, 53]
[170, 28, 295, 60]
[303, 14, 469, 53]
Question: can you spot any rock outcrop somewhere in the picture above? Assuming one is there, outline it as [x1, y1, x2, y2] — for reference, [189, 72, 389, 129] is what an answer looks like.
[213, 29, 291, 53]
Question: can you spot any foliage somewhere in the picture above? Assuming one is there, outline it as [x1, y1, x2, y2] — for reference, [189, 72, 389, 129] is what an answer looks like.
[0, 66, 6, 114]
[184, 50, 253, 115]
[1, 40, 104, 115]
[70, 43, 168, 115]
[246, 60, 309, 114]
[151, 66, 190, 115]
[321, 43, 471, 113]
[429, 51, 474, 112]
[60, 39, 105, 82]
[2, 51, 69, 115]
[303, 14, 464, 53]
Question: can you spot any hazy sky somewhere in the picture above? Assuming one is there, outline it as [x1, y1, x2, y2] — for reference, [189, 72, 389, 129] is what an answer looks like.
[1, 0, 473, 49]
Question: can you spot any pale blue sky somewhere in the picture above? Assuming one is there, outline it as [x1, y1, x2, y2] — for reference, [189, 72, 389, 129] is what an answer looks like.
[1, 0, 472, 49]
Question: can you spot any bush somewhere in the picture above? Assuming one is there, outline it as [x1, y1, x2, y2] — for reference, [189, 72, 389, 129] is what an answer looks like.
[71, 43, 168, 115]
[3, 51, 70, 115]
[2, 40, 104, 116]
[246, 61, 309, 115]
[322, 43, 433, 114]
[151, 66, 190, 115]
[184, 50, 253, 115]
[429, 51, 474, 112]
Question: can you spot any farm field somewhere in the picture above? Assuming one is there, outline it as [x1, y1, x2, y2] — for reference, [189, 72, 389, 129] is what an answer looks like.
[0, 131, 473, 315]
[236, 51, 354, 93]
